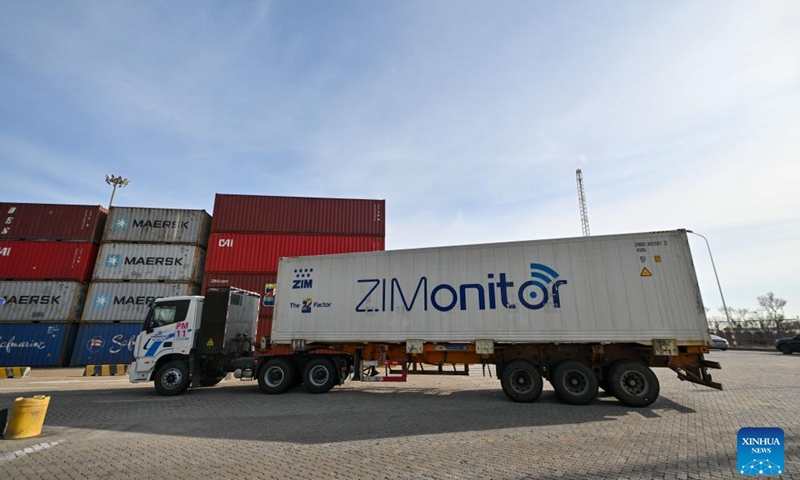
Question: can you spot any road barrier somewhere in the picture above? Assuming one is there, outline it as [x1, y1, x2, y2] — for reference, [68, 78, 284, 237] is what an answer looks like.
[83, 364, 129, 376]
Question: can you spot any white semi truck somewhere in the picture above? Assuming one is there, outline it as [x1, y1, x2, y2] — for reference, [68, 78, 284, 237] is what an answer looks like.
[129, 229, 721, 407]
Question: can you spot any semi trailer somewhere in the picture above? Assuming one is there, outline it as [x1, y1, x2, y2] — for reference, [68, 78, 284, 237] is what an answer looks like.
[129, 229, 721, 407]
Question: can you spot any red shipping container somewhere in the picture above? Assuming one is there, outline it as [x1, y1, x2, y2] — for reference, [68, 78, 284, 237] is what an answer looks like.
[201, 273, 277, 317]
[211, 194, 385, 236]
[205, 233, 384, 273]
[0, 241, 98, 281]
[0, 203, 107, 243]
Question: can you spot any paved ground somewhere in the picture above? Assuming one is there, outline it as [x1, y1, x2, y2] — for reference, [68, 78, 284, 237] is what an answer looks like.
[0, 350, 797, 479]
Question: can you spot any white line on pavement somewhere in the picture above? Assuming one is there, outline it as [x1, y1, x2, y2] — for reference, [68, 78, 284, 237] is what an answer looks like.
[0, 440, 66, 465]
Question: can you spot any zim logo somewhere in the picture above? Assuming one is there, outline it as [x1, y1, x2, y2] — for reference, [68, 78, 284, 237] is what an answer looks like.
[292, 268, 314, 289]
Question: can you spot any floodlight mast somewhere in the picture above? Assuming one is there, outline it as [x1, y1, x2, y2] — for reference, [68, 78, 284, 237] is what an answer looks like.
[105, 174, 130, 208]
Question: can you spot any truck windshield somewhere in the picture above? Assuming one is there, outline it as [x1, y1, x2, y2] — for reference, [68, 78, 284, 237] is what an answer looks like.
[144, 300, 190, 330]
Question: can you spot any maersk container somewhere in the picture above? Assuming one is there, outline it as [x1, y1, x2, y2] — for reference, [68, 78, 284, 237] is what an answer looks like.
[103, 207, 211, 247]
[205, 233, 385, 273]
[272, 230, 709, 345]
[93, 243, 205, 283]
[0, 203, 107, 243]
[81, 282, 199, 322]
[211, 194, 385, 236]
[0, 281, 85, 322]
[0, 323, 75, 367]
[70, 322, 142, 366]
[201, 273, 277, 317]
[0, 241, 98, 281]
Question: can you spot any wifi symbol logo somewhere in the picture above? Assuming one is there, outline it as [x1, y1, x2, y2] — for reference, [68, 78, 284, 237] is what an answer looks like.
[519, 263, 569, 310]
[530, 263, 560, 284]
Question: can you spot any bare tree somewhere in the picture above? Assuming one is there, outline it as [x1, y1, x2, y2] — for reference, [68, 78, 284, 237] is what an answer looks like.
[718, 306, 751, 329]
[757, 292, 788, 333]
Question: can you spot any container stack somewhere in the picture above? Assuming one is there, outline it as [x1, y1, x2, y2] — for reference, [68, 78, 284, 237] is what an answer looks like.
[203, 194, 385, 345]
[0, 203, 107, 367]
[71, 207, 211, 366]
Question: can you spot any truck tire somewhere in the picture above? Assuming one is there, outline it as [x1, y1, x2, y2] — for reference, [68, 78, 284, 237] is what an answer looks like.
[155, 360, 191, 396]
[258, 358, 296, 394]
[303, 358, 338, 394]
[500, 360, 543, 403]
[607, 360, 660, 408]
[551, 360, 598, 405]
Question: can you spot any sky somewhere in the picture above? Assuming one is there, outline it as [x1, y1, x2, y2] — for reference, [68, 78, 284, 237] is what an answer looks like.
[1, 2, 798, 319]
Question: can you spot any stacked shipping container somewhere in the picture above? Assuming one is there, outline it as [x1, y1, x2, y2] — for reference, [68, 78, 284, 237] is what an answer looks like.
[0, 203, 107, 366]
[71, 207, 211, 366]
[203, 194, 385, 343]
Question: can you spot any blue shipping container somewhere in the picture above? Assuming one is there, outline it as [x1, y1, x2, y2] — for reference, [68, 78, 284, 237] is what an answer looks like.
[0, 323, 75, 367]
[70, 323, 142, 366]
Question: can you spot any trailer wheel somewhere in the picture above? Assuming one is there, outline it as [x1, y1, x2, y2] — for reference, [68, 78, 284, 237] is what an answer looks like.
[155, 360, 190, 396]
[500, 360, 543, 403]
[258, 358, 296, 394]
[303, 358, 338, 394]
[607, 361, 660, 408]
[551, 360, 598, 405]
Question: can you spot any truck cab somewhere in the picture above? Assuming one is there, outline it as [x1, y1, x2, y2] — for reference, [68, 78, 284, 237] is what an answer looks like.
[129, 288, 260, 395]
[128, 295, 203, 388]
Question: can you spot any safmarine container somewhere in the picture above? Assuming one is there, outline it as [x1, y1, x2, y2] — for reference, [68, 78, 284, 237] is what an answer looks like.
[0, 241, 98, 281]
[205, 233, 385, 273]
[0, 203, 107, 243]
[0, 323, 75, 367]
[70, 323, 142, 366]
[211, 194, 385, 236]
[271, 230, 709, 345]
[93, 243, 205, 283]
[0, 281, 85, 322]
[103, 207, 211, 246]
[81, 282, 199, 322]
[201, 273, 277, 317]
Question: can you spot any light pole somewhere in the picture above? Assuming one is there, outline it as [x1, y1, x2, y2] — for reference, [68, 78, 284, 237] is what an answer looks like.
[687, 230, 731, 326]
[105, 174, 130, 208]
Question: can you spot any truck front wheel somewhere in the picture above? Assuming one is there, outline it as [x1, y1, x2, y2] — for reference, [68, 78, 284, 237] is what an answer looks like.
[500, 360, 543, 403]
[258, 358, 296, 394]
[155, 360, 190, 396]
[551, 360, 598, 405]
[303, 358, 337, 394]
[607, 360, 660, 408]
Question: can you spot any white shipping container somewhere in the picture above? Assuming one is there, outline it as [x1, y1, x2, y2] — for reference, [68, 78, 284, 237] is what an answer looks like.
[0, 281, 85, 322]
[82, 282, 199, 322]
[103, 207, 211, 246]
[93, 243, 205, 283]
[272, 230, 709, 345]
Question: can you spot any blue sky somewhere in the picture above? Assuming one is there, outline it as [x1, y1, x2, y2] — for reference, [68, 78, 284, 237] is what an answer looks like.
[1, 2, 798, 318]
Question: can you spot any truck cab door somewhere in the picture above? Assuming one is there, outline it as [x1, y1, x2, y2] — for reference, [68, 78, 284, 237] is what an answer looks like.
[137, 299, 193, 361]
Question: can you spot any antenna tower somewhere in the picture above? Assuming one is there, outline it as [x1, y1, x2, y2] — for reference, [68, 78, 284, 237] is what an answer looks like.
[576, 169, 590, 236]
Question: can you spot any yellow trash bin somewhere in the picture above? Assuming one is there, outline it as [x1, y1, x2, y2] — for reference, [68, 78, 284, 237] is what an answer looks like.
[4, 396, 50, 440]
